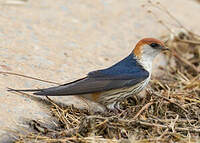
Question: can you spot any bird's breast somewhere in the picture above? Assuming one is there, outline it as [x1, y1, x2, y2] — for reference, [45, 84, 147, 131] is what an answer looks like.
[83, 76, 150, 106]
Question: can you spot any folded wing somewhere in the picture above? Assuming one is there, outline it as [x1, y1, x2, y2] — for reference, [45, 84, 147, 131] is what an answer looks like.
[10, 54, 149, 96]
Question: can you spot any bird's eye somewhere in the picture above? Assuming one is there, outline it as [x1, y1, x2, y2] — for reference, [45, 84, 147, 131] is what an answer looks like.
[150, 43, 160, 48]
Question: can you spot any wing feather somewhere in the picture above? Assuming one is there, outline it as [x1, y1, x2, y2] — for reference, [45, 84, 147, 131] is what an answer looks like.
[34, 54, 149, 96]
[11, 54, 149, 96]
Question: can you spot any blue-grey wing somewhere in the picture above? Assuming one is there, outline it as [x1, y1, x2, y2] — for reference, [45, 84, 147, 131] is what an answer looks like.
[11, 54, 149, 96]
[32, 54, 149, 96]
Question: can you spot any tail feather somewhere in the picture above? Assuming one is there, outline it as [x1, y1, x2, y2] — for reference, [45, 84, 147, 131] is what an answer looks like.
[7, 87, 66, 96]
[32, 86, 73, 96]
[7, 88, 42, 93]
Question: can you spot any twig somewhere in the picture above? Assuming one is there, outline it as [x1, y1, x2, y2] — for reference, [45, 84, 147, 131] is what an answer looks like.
[169, 115, 179, 133]
[82, 115, 200, 133]
[133, 102, 154, 120]
[45, 96, 62, 111]
[151, 92, 188, 113]
[136, 120, 200, 133]
[0, 71, 60, 85]
[157, 128, 169, 140]
[46, 96, 70, 126]
[172, 52, 199, 73]
[149, 115, 197, 123]
[177, 39, 200, 45]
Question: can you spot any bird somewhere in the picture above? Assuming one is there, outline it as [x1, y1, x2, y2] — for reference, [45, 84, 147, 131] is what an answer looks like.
[9, 38, 168, 110]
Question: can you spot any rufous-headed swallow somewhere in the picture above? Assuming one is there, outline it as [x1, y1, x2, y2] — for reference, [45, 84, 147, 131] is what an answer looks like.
[9, 38, 168, 110]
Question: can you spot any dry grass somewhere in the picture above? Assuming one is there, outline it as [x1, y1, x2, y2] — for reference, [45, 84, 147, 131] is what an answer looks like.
[11, 1, 200, 143]
[14, 28, 200, 143]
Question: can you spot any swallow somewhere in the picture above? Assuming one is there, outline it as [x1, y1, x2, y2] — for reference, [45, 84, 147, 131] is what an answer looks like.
[9, 38, 168, 110]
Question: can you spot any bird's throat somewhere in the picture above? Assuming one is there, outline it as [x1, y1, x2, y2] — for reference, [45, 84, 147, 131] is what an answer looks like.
[137, 57, 153, 73]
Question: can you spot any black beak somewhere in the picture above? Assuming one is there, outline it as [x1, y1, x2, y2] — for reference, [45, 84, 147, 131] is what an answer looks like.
[161, 46, 170, 51]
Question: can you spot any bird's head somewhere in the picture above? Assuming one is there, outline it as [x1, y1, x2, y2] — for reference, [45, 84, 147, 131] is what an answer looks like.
[133, 38, 168, 72]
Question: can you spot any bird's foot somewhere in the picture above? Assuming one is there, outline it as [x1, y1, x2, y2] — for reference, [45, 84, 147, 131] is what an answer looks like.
[106, 102, 123, 114]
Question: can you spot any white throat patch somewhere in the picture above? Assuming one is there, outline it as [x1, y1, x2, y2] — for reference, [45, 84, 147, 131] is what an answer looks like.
[136, 44, 161, 73]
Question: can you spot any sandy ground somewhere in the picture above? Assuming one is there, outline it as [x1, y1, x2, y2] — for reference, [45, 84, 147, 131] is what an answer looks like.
[0, 0, 200, 141]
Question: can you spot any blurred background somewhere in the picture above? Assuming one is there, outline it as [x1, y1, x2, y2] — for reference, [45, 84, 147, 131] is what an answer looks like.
[0, 0, 200, 141]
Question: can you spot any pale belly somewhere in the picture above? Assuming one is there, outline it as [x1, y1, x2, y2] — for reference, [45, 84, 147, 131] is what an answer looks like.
[82, 77, 150, 109]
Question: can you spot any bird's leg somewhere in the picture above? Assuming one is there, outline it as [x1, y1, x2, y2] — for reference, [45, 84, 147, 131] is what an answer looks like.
[106, 101, 122, 114]
[114, 101, 122, 111]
